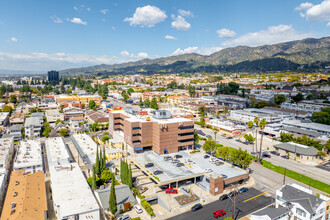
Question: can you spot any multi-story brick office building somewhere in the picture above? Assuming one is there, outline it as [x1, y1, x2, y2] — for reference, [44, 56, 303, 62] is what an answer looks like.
[109, 108, 194, 155]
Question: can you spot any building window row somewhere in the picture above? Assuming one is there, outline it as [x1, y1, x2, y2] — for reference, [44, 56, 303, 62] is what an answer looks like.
[114, 117, 124, 120]
[178, 132, 194, 136]
[178, 138, 194, 143]
[132, 127, 141, 130]
[132, 140, 141, 145]
[114, 123, 124, 126]
[178, 125, 194, 130]
[132, 133, 141, 137]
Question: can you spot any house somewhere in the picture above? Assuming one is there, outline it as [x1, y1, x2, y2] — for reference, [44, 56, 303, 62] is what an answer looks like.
[0, 112, 9, 129]
[273, 142, 319, 161]
[7, 124, 23, 140]
[9, 112, 25, 125]
[95, 184, 135, 213]
[45, 109, 64, 123]
[276, 184, 328, 220]
[251, 207, 289, 220]
[63, 106, 85, 121]
[105, 148, 122, 160]
[1, 170, 47, 219]
[24, 113, 43, 139]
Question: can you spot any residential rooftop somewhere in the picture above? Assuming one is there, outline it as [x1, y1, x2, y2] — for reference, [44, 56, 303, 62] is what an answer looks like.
[14, 140, 42, 170]
[45, 137, 73, 165]
[71, 134, 97, 164]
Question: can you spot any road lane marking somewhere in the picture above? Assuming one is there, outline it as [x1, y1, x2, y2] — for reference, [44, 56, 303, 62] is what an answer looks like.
[243, 191, 270, 203]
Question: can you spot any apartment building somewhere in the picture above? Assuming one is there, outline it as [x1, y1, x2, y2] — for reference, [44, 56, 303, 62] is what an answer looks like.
[63, 106, 85, 121]
[109, 108, 194, 155]
[45, 109, 64, 123]
[14, 140, 43, 174]
[24, 113, 44, 139]
[9, 112, 25, 125]
[71, 134, 97, 164]
[230, 108, 294, 123]
[45, 137, 74, 166]
[281, 101, 329, 113]
[0, 170, 47, 219]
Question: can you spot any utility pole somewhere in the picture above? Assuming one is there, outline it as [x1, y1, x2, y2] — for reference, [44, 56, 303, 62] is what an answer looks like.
[232, 190, 236, 219]
[283, 168, 286, 185]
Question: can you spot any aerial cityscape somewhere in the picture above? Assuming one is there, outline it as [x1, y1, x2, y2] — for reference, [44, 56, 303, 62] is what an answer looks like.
[0, 0, 329, 220]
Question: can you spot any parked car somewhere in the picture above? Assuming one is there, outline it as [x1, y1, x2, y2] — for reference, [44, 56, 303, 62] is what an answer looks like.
[174, 154, 183, 159]
[215, 161, 224, 166]
[282, 155, 289, 159]
[134, 205, 143, 214]
[228, 191, 238, 197]
[145, 163, 154, 168]
[191, 203, 203, 211]
[164, 156, 172, 161]
[219, 194, 228, 201]
[154, 170, 163, 175]
[118, 215, 131, 220]
[176, 163, 184, 167]
[160, 185, 169, 189]
[204, 168, 213, 173]
[132, 177, 137, 183]
[238, 187, 249, 194]
[171, 159, 180, 163]
[262, 153, 271, 158]
[236, 139, 242, 142]
[209, 158, 216, 163]
[213, 210, 226, 218]
[206, 135, 212, 138]
[204, 155, 210, 159]
[166, 188, 178, 194]
[270, 151, 280, 156]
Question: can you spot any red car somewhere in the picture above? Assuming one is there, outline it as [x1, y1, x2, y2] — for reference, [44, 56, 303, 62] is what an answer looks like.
[165, 188, 178, 194]
[213, 210, 226, 218]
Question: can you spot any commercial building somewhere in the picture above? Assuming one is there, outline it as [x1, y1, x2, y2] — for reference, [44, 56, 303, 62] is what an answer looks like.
[48, 70, 59, 81]
[276, 184, 329, 220]
[55, 94, 102, 106]
[45, 137, 74, 166]
[282, 119, 330, 135]
[215, 95, 249, 109]
[45, 109, 64, 123]
[0, 170, 47, 219]
[0, 137, 15, 212]
[281, 101, 329, 113]
[14, 140, 43, 174]
[86, 110, 109, 124]
[71, 134, 97, 164]
[109, 108, 194, 155]
[274, 142, 319, 161]
[49, 163, 100, 220]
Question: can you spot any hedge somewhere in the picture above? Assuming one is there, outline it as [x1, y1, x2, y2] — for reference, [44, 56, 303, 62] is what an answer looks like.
[141, 200, 155, 216]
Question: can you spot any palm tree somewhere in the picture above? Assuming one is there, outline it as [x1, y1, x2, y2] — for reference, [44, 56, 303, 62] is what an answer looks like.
[247, 121, 254, 151]
[258, 119, 267, 163]
[253, 117, 260, 154]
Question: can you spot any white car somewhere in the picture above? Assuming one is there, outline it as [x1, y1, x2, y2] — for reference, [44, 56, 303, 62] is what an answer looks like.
[134, 205, 143, 214]
[204, 168, 213, 173]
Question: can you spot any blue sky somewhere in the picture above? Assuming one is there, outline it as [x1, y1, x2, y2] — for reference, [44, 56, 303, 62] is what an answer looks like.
[0, 0, 329, 71]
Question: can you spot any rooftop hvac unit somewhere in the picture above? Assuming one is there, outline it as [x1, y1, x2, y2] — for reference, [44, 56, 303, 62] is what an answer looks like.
[10, 209, 15, 214]
[13, 192, 17, 197]
[11, 202, 16, 208]
[15, 181, 19, 185]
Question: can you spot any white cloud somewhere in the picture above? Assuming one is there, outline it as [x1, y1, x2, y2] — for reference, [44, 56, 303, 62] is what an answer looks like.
[295, 0, 330, 26]
[50, 15, 63, 23]
[165, 35, 177, 40]
[171, 46, 222, 56]
[221, 24, 313, 47]
[327, 22, 330, 27]
[73, 6, 78, 10]
[178, 9, 193, 17]
[217, 28, 236, 38]
[87, 8, 91, 11]
[120, 51, 148, 58]
[9, 37, 18, 42]
[295, 2, 313, 11]
[124, 5, 167, 28]
[69, 18, 87, 25]
[171, 15, 191, 31]
[0, 51, 149, 71]
[101, 9, 109, 14]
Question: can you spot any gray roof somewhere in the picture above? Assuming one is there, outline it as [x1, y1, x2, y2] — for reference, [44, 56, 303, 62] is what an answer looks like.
[280, 185, 324, 214]
[274, 142, 318, 156]
[9, 124, 23, 131]
[283, 126, 323, 138]
[95, 184, 135, 210]
[252, 207, 289, 219]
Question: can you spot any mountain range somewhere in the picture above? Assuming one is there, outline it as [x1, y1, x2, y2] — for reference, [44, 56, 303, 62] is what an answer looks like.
[60, 37, 330, 75]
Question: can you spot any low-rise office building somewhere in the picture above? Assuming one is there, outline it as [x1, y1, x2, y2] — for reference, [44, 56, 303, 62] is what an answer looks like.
[0, 170, 47, 219]
[14, 140, 43, 174]
[71, 134, 97, 164]
[49, 163, 100, 220]
[281, 101, 329, 113]
[230, 108, 294, 123]
[274, 142, 319, 161]
[55, 94, 102, 106]
[282, 119, 330, 135]
[109, 108, 194, 155]
[63, 106, 85, 121]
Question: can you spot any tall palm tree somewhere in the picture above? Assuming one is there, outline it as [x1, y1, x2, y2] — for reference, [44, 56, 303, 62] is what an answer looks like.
[258, 119, 267, 163]
[253, 117, 260, 154]
[247, 121, 254, 151]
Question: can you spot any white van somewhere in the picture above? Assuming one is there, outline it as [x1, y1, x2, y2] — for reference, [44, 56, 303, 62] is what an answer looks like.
[134, 204, 143, 214]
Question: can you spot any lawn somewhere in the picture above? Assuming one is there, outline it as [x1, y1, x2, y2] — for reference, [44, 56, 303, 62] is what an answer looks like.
[262, 160, 330, 194]
[174, 194, 200, 207]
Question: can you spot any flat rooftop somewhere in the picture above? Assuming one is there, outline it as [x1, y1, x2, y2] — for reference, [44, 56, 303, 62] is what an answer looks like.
[49, 163, 99, 219]
[45, 137, 72, 165]
[135, 151, 247, 182]
[14, 140, 42, 169]
[71, 134, 97, 163]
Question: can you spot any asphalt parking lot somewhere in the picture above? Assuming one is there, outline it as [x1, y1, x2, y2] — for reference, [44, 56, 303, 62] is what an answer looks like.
[168, 187, 273, 220]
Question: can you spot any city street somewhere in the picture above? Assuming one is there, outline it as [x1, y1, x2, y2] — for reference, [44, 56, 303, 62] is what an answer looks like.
[168, 188, 272, 220]
[196, 125, 330, 185]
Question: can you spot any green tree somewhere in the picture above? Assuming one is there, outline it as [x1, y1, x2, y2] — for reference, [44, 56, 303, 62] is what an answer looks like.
[101, 170, 114, 182]
[2, 106, 12, 112]
[101, 136, 111, 142]
[102, 147, 107, 171]
[92, 166, 97, 190]
[9, 95, 17, 104]
[255, 101, 269, 108]
[258, 119, 267, 163]
[121, 90, 129, 102]
[42, 122, 51, 137]
[247, 121, 254, 130]
[306, 94, 314, 100]
[95, 146, 101, 177]
[194, 131, 200, 145]
[203, 137, 216, 153]
[127, 88, 134, 96]
[292, 93, 304, 103]
[89, 100, 96, 109]
[244, 134, 255, 143]
[253, 117, 260, 154]
[311, 107, 330, 125]
[143, 99, 150, 108]
[139, 97, 143, 107]
[59, 128, 69, 136]
[55, 119, 64, 125]
[109, 176, 117, 214]
[150, 97, 158, 110]
[128, 164, 133, 189]
[272, 94, 286, 106]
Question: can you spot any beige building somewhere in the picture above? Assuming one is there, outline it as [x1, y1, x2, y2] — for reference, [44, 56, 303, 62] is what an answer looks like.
[109, 109, 194, 155]
[55, 94, 102, 106]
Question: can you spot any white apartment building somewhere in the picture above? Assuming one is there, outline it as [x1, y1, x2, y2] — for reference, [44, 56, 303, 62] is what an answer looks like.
[282, 119, 330, 135]
[49, 163, 100, 220]
[13, 139, 43, 174]
[281, 102, 324, 113]
[71, 134, 97, 164]
[45, 109, 64, 123]
[276, 184, 329, 220]
[24, 114, 43, 139]
[45, 137, 73, 166]
[230, 108, 294, 123]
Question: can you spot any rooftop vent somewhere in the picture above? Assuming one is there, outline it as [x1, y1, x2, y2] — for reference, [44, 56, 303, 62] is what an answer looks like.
[15, 181, 19, 185]
[13, 192, 17, 197]
[10, 209, 15, 214]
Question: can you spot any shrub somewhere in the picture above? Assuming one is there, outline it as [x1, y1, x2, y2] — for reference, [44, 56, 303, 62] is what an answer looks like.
[137, 194, 145, 199]
[206, 125, 213, 129]
[141, 200, 155, 216]
[190, 150, 201, 154]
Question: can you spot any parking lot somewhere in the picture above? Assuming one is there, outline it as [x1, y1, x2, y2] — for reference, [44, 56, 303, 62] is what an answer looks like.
[135, 151, 248, 183]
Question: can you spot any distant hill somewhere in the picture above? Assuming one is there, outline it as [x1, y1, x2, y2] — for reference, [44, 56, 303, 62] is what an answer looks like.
[60, 36, 330, 75]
